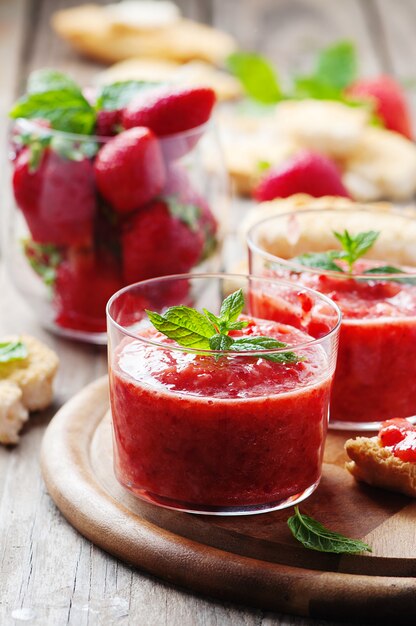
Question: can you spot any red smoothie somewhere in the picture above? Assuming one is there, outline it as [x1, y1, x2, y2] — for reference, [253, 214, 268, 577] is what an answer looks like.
[109, 317, 332, 510]
[257, 261, 416, 424]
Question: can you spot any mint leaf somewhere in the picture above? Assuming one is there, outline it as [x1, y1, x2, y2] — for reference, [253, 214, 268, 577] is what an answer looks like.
[0, 340, 28, 364]
[219, 288, 245, 323]
[288, 507, 371, 554]
[363, 265, 416, 285]
[292, 41, 357, 100]
[146, 289, 303, 364]
[146, 307, 215, 350]
[226, 52, 282, 104]
[333, 229, 379, 273]
[96, 80, 158, 111]
[27, 69, 80, 94]
[292, 251, 344, 272]
[315, 41, 357, 90]
[209, 334, 234, 351]
[10, 90, 96, 135]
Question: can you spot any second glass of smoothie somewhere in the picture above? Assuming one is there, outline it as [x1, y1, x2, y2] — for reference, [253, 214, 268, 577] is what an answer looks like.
[247, 207, 416, 430]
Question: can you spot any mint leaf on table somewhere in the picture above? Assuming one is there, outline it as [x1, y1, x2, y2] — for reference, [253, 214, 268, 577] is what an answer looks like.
[146, 289, 303, 364]
[287, 507, 371, 554]
[27, 69, 81, 94]
[95, 80, 158, 111]
[10, 89, 96, 135]
[0, 340, 28, 364]
[226, 52, 282, 104]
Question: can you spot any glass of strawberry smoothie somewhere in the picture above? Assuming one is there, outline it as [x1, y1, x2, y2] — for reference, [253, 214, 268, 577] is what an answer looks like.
[247, 207, 416, 430]
[107, 273, 341, 515]
[7, 101, 226, 344]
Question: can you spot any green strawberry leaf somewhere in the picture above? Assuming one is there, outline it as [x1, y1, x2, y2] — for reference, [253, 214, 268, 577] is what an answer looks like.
[226, 52, 282, 104]
[10, 89, 96, 135]
[0, 340, 28, 364]
[27, 69, 81, 94]
[95, 80, 159, 111]
[288, 507, 371, 554]
[166, 197, 201, 231]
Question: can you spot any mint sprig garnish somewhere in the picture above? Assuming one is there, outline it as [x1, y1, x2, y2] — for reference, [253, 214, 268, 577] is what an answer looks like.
[287, 507, 371, 554]
[146, 289, 301, 364]
[293, 229, 379, 275]
[226, 52, 282, 104]
[292, 229, 416, 283]
[0, 340, 28, 364]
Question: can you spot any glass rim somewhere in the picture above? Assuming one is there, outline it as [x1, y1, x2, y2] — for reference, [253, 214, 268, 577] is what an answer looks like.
[12, 116, 212, 143]
[246, 206, 416, 280]
[106, 272, 342, 356]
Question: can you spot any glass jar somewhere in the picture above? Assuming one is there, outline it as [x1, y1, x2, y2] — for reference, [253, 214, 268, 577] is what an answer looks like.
[247, 207, 416, 430]
[7, 118, 228, 344]
[107, 273, 341, 515]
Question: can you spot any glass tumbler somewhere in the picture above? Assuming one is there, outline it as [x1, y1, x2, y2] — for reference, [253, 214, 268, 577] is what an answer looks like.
[107, 273, 341, 515]
[248, 207, 416, 430]
[7, 118, 228, 344]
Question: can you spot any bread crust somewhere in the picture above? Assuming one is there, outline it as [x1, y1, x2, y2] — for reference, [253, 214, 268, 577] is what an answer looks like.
[345, 436, 416, 498]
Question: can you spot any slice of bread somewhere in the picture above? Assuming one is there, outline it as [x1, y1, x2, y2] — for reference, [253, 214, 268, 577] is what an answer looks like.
[345, 436, 416, 498]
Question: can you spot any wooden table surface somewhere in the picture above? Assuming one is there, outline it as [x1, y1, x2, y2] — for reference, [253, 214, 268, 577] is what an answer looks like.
[1, 1, 416, 624]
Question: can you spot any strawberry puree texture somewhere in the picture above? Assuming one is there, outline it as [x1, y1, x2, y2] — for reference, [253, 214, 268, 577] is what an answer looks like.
[110, 318, 331, 508]
[261, 260, 416, 423]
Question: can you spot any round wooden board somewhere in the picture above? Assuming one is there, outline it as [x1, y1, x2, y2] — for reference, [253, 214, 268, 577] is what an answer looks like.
[41, 377, 416, 624]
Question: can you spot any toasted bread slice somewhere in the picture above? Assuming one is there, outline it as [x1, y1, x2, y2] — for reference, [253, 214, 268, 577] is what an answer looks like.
[345, 436, 416, 498]
[52, 4, 236, 65]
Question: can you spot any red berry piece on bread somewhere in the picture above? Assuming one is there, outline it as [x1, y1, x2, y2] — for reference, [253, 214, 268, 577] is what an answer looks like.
[122, 86, 216, 136]
[94, 127, 165, 213]
[121, 199, 204, 284]
[253, 151, 350, 202]
[13, 147, 95, 246]
[347, 75, 412, 139]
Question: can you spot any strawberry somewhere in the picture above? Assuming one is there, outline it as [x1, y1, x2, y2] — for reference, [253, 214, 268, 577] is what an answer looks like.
[121, 199, 204, 284]
[253, 151, 350, 202]
[95, 109, 122, 137]
[122, 86, 216, 136]
[54, 248, 122, 333]
[164, 164, 218, 259]
[94, 127, 165, 214]
[12, 147, 96, 246]
[347, 75, 412, 139]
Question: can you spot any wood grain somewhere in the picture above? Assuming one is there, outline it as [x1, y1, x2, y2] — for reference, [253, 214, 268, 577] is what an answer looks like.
[41, 377, 416, 623]
[2, 0, 416, 624]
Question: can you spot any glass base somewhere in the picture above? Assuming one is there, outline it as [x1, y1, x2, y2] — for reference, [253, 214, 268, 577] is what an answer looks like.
[330, 415, 416, 432]
[42, 320, 107, 345]
[120, 479, 321, 516]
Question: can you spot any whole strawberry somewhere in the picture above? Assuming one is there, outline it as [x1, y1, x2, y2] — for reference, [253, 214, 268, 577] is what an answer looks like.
[347, 75, 412, 139]
[121, 199, 204, 284]
[54, 248, 122, 333]
[253, 151, 350, 202]
[94, 127, 165, 213]
[95, 109, 122, 137]
[13, 147, 96, 246]
[122, 86, 216, 136]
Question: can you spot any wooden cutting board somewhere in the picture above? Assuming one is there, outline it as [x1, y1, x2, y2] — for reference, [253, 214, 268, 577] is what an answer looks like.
[41, 376, 416, 624]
